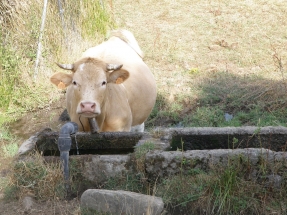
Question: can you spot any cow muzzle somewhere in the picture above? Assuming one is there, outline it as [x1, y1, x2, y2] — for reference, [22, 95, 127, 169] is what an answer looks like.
[79, 101, 98, 116]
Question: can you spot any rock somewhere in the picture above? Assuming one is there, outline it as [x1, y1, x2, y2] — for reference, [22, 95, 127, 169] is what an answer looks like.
[17, 133, 39, 155]
[22, 196, 35, 212]
[59, 109, 70, 122]
[266, 174, 282, 189]
[81, 189, 164, 215]
[18, 128, 52, 155]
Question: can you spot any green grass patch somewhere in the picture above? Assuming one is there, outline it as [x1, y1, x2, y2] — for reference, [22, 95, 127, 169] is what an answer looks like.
[148, 71, 287, 128]
[0, 36, 20, 111]
[0, 128, 18, 158]
[102, 142, 156, 194]
[80, 0, 115, 38]
[135, 141, 155, 173]
[155, 158, 287, 214]
[2, 142, 18, 157]
[103, 173, 149, 194]
[134, 141, 155, 160]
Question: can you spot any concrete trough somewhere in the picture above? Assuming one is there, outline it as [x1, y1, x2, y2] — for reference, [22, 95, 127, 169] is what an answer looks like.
[17, 126, 287, 187]
[40, 131, 148, 155]
[18, 128, 151, 156]
[19, 126, 287, 156]
[167, 126, 287, 151]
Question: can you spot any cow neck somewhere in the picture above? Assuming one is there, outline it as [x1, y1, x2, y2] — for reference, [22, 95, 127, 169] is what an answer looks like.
[98, 83, 130, 131]
[121, 84, 129, 105]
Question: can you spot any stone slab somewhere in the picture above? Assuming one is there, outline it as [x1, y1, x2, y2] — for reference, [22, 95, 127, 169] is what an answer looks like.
[81, 189, 164, 215]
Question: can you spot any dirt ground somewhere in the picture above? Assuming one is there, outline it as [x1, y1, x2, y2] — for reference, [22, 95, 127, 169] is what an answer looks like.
[7, 95, 67, 142]
[0, 197, 81, 215]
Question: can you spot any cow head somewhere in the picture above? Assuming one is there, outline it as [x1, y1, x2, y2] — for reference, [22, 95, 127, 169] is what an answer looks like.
[50, 57, 129, 118]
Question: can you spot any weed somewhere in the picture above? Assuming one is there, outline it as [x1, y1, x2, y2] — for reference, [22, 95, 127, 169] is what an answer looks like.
[1, 142, 18, 157]
[81, 208, 112, 215]
[79, 0, 115, 38]
[155, 150, 287, 214]
[69, 157, 94, 195]
[103, 173, 148, 194]
[187, 68, 199, 75]
[0, 39, 20, 111]
[135, 142, 155, 159]
[134, 141, 155, 173]
[183, 106, 226, 127]
[158, 174, 207, 209]
[211, 166, 239, 213]
[0, 129, 13, 141]
[101, 142, 156, 195]
[3, 185, 18, 201]
[5, 153, 66, 200]
[187, 168, 205, 176]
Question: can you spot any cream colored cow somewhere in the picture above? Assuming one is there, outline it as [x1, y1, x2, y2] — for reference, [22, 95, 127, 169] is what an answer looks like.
[50, 30, 157, 132]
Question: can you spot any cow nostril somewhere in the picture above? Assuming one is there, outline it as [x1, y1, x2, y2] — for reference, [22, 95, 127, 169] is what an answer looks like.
[80, 102, 96, 112]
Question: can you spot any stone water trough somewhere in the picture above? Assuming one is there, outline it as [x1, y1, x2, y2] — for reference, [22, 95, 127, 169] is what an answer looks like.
[17, 126, 287, 214]
[18, 126, 287, 182]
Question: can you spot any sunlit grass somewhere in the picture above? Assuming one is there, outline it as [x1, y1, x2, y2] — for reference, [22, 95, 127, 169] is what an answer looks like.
[111, 0, 287, 127]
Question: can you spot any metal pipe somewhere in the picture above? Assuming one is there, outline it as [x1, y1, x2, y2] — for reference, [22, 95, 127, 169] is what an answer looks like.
[58, 122, 78, 194]
[34, 0, 48, 80]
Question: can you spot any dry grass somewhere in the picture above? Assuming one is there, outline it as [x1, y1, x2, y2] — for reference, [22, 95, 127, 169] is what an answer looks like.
[113, 0, 287, 74]
[2, 0, 287, 124]
[111, 0, 287, 126]
[4, 153, 64, 201]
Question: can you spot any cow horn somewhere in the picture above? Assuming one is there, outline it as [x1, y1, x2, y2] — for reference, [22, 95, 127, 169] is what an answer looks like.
[56, 63, 74, 70]
[106, 64, 123, 71]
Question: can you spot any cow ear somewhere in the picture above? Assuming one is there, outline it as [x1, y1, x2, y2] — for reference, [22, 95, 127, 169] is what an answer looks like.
[50, 72, 73, 89]
[107, 69, 129, 84]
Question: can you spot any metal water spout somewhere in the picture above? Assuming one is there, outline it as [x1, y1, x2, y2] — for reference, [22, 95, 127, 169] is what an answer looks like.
[58, 122, 78, 192]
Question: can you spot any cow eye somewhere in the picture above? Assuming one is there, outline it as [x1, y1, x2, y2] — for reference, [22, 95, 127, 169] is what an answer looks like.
[72, 81, 77, 85]
[102, 81, 106, 86]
